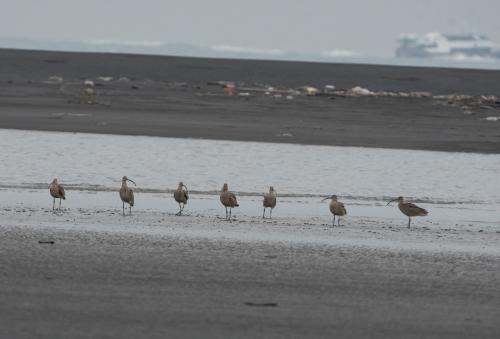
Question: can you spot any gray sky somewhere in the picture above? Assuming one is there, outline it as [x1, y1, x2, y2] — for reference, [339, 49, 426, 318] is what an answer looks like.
[1, 0, 500, 56]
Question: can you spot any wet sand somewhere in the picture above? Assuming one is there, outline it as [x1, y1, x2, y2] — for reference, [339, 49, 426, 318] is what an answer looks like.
[1, 48, 500, 153]
[1, 205, 500, 339]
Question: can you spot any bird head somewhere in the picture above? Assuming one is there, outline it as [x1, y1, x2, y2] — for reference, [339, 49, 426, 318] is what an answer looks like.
[387, 196, 404, 206]
[122, 176, 136, 186]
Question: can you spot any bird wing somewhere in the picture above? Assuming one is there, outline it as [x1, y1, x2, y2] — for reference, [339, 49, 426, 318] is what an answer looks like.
[338, 202, 347, 215]
[229, 193, 238, 207]
[130, 190, 134, 207]
[59, 185, 66, 199]
[407, 202, 427, 215]
[263, 193, 273, 207]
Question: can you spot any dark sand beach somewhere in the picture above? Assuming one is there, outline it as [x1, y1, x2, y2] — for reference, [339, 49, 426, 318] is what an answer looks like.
[1, 49, 500, 338]
[1, 48, 500, 153]
[1, 206, 499, 339]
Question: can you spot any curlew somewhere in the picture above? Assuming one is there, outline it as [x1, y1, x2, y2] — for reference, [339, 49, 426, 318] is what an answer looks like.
[322, 195, 347, 226]
[262, 186, 277, 219]
[220, 183, 239, 220]
[49, 178, 65, 210]
[387, 196, 428, 228]
[119, 176, 136, 216]
[173, 181, 189, 215]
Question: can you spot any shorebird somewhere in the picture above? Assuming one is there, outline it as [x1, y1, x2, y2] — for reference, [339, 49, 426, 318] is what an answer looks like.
[173, 181, 189, 215]
[263, 186, 277, 218]
[322, 195, 347, 226]
[220, 183, 239, 220]
[119, 176, 136, 216]
[387, 196, 428, 228]
[49, 178, 65, 210]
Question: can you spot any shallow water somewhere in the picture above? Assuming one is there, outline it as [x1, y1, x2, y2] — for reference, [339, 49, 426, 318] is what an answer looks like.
[0, 128, 499, 223]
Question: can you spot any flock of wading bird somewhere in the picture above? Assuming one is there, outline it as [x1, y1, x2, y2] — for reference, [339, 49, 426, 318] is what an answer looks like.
[49, 176, 429, 228]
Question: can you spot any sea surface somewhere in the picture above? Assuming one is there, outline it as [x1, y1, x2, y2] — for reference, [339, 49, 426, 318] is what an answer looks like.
[0, 129, 499, 224]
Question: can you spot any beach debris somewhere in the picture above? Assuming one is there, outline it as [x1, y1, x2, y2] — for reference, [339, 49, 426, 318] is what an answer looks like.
[276, 132, 293, 137]
[84, 87, 95, 96]
[238, 92, 250, 97]
[346, 86, 375, 96]
[45, 76, 63, 84]
[207, 80, 234, 87]
[483, 116, 500, 122]
[244, 302, 278, 307]
[324, 84, 336, 92]
[297, 86, 319, 96]
[220, 183, 239, 220]
[130, 85, 140, 90]
[171, 82, 189, 88]
[119, 176, 136, 216]
[223, 83, 237, 95]
[97, 76, 113, 82]
[49, 178, 65, 210]
[174, 181, 189, 215]
[84, 80, 95, 87]
[286, 95, 294, 100]
[263, 186, 277, 219]
[38, 240, 55, 245]
[407, 91, 432, 98]
[118, 77, 131, 83]
[322, 195, 347, 227]
[387, 196, 428, 228]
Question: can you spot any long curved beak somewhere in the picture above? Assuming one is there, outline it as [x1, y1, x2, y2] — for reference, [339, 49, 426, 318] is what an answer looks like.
[386, 199, 396, 206]
[127, 179, 137, 186]
[321, 197, 330, 202]
[183, 184, 188, 191]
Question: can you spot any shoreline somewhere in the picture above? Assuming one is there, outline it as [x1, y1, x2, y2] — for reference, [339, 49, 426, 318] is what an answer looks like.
[1, 48, 500, 153]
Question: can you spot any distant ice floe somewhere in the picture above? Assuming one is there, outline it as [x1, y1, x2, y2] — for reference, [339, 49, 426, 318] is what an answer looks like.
[322, 49, 360, 58]
[86, 39, 164, 48]
[210, 45, 285, 56]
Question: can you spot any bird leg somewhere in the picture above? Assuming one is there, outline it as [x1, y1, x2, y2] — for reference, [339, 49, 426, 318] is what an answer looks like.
[270, 208, 272, 219]
[52, 198, 55, 210]
[229, 208, 232, 219]
[262, 208, 266, 219]
[338, 216, 341, 227]
[59, 198, 62, 210]
[177, 203, 182, 216]
[332, 214, 335, 227]
[122, 201, 125, 216]
[129, 204, 132, 215]
[408, 217, 411, 229]
[225, 206, 228, 219]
